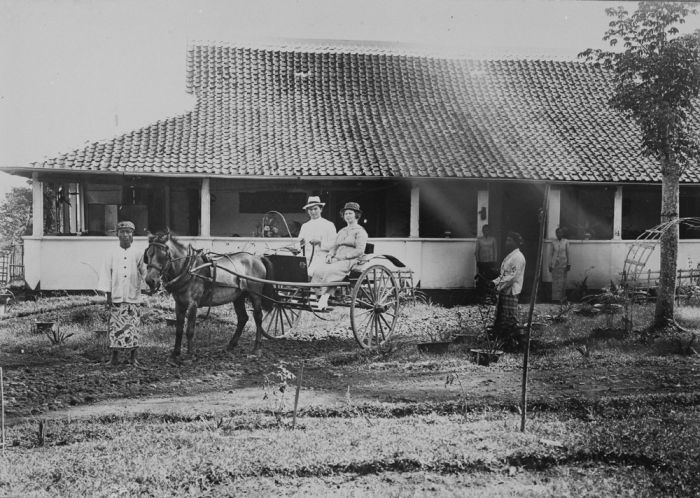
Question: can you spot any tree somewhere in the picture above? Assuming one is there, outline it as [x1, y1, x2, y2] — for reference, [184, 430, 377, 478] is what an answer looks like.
[580, 2, 700, 329]
[0, 186, 32, 248]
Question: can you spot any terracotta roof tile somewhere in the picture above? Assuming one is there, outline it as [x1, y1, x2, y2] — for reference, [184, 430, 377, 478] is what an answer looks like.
[22, 42, 700, 183]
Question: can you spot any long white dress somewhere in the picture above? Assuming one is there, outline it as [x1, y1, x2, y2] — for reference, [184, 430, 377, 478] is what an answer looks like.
[297, 217, 337, 277]
[311, 225, 368, 293]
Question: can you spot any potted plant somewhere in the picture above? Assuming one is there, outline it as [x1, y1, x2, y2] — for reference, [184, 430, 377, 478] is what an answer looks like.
[469, 326, 504, 366]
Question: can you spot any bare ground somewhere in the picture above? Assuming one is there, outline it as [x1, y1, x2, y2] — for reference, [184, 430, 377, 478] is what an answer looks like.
[1, 304, 697, 423]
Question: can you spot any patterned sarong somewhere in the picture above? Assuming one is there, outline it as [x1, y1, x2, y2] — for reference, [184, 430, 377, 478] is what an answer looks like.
[551, 267, 568, 302]
[493, 292, 520, 335]
[109, 303, 141, 349]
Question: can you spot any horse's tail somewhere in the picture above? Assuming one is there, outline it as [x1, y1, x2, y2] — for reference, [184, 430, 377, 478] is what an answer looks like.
[260, 256, 278, 311]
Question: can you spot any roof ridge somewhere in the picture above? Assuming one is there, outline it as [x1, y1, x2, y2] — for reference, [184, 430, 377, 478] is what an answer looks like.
[186, 37, 577, 62]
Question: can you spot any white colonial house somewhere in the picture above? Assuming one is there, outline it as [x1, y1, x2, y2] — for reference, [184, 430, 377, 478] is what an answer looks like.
[2, 41, 699, 298]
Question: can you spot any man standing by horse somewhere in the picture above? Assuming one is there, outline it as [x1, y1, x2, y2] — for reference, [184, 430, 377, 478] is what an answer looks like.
[492, 231, 526, 349]
[298, 196, 337, 279]
[98, 220, 147, 366]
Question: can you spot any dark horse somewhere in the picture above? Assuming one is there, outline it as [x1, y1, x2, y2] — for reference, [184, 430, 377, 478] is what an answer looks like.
[143, 231, 276, 363]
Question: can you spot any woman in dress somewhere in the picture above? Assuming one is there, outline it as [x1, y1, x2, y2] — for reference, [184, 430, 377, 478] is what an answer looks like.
[549, 227, 571, 303]
[311, 202, 368, 310]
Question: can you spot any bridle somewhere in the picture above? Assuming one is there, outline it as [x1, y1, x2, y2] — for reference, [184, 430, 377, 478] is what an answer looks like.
[145, 239, 197, 290]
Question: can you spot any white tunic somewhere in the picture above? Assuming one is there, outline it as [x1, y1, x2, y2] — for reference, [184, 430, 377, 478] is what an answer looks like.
[493, 248, 526, 296]
[298, 217, 337, 276]
[97, 244, 147, 304]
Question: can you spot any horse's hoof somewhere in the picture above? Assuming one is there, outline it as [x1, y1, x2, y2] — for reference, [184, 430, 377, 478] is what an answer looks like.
[226, 343, 237, 352]
[252, 348, 262, 357]
[167, 357, 181, 367]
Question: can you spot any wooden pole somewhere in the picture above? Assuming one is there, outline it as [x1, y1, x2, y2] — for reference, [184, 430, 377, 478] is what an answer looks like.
[292, 362, 304, 429]
[1, 367, 5, 455]
[520, 184, 550, 432]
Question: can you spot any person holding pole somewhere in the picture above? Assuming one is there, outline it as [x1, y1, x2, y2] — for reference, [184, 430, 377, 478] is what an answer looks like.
[492, 231, 526, 348]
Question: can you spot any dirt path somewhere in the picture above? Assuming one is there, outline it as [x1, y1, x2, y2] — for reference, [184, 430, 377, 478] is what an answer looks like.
[44, 386, 366, 421]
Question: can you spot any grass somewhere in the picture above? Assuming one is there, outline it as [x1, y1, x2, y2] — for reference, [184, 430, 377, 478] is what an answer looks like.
[0, 295, 698, 495]
[0, 404, 698, 496]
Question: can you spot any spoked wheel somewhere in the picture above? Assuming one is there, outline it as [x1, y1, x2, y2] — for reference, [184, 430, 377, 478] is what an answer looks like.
[261, 287, 303, 339]
[350, 265, 401, 349]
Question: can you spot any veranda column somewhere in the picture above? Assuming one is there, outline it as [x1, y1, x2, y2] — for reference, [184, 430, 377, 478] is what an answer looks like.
[546, 187, 561, 238]
[32, 172, 43, 237]
[200, 177, 210, 237]
[613, 186, 623, 240]
[409, 185, 419, 237]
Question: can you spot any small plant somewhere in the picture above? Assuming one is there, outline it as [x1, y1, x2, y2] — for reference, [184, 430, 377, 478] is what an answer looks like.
[444, 373, 469, 420]
[479, 327, 504, 355]
[551, 301, 574, 323]
[40, 322, 74, 345]
[581, 280, 630, 331]
[262, 364, 296, 424]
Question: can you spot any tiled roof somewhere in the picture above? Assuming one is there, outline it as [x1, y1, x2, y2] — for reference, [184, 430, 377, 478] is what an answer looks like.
[22, 42, 700, 182]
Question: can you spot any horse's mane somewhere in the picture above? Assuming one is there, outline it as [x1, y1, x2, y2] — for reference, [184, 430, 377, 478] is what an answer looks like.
[149, 229, 186, 249]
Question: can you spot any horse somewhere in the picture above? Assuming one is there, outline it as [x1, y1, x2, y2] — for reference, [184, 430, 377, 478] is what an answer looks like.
[143, 230, 277, 363]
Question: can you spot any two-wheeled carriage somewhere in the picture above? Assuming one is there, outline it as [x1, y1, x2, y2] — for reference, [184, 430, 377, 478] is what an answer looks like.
[255, 251, 416, 348]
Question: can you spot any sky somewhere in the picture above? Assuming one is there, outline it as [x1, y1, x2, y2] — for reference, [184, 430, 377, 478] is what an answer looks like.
[1, 0, 699, 198]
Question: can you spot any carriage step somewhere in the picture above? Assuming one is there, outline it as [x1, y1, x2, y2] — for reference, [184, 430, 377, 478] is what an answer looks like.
[310, 306, 334, 313]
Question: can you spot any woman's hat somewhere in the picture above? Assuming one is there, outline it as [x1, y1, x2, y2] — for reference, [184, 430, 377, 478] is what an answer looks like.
[116, 220, 135, 232]
[302, 196, 325, 210]
[339, 202, 362, 217]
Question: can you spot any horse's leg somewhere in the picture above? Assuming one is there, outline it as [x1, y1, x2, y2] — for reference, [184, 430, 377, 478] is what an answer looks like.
[250, 293, 265, 354]
[185, 302, 198, 356]
[171, 301, 186, 364]
[227, 295, 248, 351]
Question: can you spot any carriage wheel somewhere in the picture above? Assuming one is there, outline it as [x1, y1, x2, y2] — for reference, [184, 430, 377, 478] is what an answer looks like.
[350, 265, 400, 349]
[261, 304, 301, 339]
[261, 287, 302, 339]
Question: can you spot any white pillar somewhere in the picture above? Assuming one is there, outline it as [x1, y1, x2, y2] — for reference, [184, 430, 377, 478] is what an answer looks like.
[409, 185, 419, 238]
[613, 186, 623, 240]
[477, 189, 489, 234]
[547, 187, 561, 239]
[32, 173, 43, 237]
[200, 178, 210, 237]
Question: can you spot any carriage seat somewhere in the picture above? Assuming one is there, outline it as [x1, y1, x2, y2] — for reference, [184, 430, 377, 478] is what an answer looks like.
[265, 254, 309, 283]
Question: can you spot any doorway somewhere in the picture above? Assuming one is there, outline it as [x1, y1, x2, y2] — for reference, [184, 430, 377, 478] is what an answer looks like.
[491, 182, 546, 300]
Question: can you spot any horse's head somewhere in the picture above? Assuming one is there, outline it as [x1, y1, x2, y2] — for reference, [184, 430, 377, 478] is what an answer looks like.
[144, 230, 173, 292]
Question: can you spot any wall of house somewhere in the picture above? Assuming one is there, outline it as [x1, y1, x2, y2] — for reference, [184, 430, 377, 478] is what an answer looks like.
[22, 236, 700, 293]
[541, 239, 700, 290]
[22, 236, 476, 291]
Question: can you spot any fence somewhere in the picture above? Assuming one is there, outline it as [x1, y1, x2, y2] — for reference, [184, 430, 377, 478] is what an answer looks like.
[624, 266, 700, 304]
[0, 244, 24, 285]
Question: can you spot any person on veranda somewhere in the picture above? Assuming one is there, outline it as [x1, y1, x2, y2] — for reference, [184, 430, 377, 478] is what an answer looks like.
[311, 202, 368, 311]
[492, 231, 526, 347]
[97, 220, 147, 366]
[548, 227, 571, 303]
[475, 224, 498, 299]
[297, 196, 337, 279]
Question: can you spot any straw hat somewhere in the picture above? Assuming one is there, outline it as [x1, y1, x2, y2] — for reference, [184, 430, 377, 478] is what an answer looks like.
[302, 196, 325, 210]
